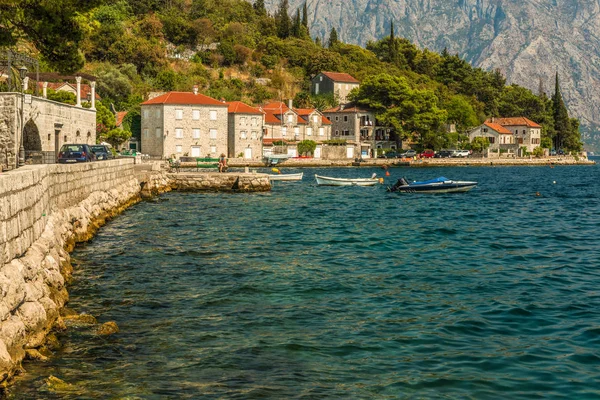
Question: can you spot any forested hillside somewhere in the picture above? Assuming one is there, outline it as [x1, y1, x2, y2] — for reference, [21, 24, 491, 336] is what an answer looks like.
[0, 0, 583, 152]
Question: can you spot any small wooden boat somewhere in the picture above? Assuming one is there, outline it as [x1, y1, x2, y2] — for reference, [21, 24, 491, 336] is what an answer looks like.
[387, 176, 477, 193]
[315, 174, 380, 186]
[268, 172, 303, 181]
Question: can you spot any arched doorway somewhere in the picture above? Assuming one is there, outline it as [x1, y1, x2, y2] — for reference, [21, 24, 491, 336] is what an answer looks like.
[23, 119, 41, 151]
[23, 119, 42, 163]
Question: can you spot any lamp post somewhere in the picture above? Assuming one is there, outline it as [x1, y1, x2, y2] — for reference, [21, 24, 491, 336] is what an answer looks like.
[18, 65, 28, 167]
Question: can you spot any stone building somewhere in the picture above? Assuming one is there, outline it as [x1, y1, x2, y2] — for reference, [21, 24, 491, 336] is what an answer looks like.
[261, 101, 331, 158]
[226, 101, 264, 160]
[469, 117, 542, 153]
[311, 72, 360, 104]
[468, 121, 514, 151]
[140, 88, 229, 159]
[323, 103, 398, 159]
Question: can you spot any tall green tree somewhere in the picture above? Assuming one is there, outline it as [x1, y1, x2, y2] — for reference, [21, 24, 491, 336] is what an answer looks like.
[253, 0, 266, 16]
[388, 21, 397, 64]
[552, 72, 571, 150]
[291, 9, 301, 38]
[302, 2, 309, 33]
[275, 0, 291, 39]
[328, 27, 338, 48]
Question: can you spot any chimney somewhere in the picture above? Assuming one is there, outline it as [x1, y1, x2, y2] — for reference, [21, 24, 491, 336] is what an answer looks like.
[193, 85, 198, 95]
[288, 99, 293, 110]
[340, 104, 345, 111]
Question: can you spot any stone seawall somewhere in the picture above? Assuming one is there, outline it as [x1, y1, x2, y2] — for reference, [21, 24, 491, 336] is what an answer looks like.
[0, 159, 142, 386]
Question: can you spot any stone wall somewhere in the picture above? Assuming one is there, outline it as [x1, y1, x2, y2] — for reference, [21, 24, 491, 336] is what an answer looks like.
[0, 159, 140, 385]
[169, 172, 271, 192]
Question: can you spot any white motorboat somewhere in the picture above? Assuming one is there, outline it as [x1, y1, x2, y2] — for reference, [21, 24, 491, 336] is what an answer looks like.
[268, 172, 303, 181]
[315, 173, 381, 186]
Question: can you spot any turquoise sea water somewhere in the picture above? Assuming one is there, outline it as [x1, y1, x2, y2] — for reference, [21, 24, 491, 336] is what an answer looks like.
[9, 163, 600, 399]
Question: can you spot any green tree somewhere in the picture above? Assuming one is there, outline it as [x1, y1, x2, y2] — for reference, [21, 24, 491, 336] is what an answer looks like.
[103, 128, 132, 149]
[351, 74, 447, 142]
[46, 90, 76, 105]
[302, 2, 309, 35]
[291, 9, 301, 38]
[470, 136, 490, 153]
[445, 95, 479, 133]
[0, 0, 102, 72]
[253, 0, 266, 16]
[298, 140, 317, 155]
[328, 27, 338, 48]
[276, 0, 291, 39]
[552, 72, 571, 150]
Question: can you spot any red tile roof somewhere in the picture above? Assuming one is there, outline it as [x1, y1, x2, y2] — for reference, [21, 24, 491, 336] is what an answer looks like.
[264, 112, 281, 124]
[294, 108, 316, 116]
[226, 101, 263, 114]
[322, 116, 332, 125]
[483, 122, 512, 134]
[320, 72, 360, 83]
[141, 91, 226, 106]
[262, 101, 290, 112]
[487, 117, 541, 128]
[115, 111, 128, 127]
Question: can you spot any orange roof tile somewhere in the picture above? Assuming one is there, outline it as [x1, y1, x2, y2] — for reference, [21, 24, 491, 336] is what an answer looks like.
[226, 101, 263, 114]
[115, 111, 128, 127]
[264, 112, 281, 124]
[141, 91, 226, 106]
[487, 117, 542, 128]
[483, 122, 512, 134]
[320, 72, 360, 83]
[262, 101, 290, 112]
[322, 116, 332, 125]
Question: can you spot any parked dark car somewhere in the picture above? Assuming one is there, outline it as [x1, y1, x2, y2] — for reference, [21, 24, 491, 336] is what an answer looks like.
[90, 144, 113, 160]
[57, 144, 96, 163]
[434, 150, 453, 158]
[378, 151, 399, 159]
[420, 149, 435, 158]
[400, 149, 417, 158]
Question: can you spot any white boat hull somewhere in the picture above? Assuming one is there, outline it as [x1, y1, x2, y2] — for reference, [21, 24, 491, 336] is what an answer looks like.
[315, 174, 379, 186]
[268, 172, 303, 181]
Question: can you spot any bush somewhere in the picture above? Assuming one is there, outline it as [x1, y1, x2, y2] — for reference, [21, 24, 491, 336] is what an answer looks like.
[298, 140, 317, 155]
[532, 146, 544, 157]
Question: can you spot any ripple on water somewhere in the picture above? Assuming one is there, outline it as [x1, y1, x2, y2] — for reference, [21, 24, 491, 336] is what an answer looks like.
[9, 165, 600, 399]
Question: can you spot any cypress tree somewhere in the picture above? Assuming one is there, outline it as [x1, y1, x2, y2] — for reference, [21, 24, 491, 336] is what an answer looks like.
[315, 36, 322, 47]
[389, 20, 397, 63]
[552, 72, 570, 150]
[292, 9, 301, 37]
[276, 0, 291, 39]
[302, 2, 310, 37]
[253, 0, 266, 16]
[328, 27, 338, 48]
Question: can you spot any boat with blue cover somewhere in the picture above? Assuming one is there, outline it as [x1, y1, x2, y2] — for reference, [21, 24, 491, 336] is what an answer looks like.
[387, 176, 477, 193]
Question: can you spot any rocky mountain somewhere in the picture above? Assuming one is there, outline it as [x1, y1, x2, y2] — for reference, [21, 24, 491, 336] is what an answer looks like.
[264, 0, 600, 148]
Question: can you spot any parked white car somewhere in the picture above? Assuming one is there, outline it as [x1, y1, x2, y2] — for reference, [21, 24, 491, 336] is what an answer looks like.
[452, 150, 470, 158]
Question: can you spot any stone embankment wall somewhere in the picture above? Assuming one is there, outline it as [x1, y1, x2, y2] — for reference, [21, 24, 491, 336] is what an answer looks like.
[0, 159, 142, 385]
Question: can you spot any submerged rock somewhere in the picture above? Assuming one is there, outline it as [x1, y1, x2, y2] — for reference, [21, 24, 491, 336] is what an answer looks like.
[62, 313, 97, 325]
[25, 349, 48, 362]
[97, 321, 119, 336]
